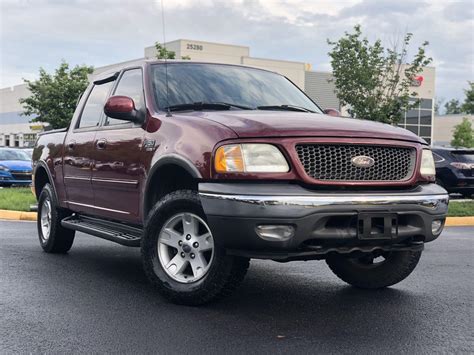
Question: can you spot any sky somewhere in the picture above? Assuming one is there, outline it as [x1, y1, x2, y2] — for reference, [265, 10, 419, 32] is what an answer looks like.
[1, 0, 473, 103]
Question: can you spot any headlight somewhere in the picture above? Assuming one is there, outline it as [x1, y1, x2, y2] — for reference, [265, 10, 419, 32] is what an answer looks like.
[420, 149, 435, 179]
[0, 165, 9, 172]
[215, 144, 289, 173]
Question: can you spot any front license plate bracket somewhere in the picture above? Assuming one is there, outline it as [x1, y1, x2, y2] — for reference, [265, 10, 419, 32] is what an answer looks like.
[357, 213, 398, 240]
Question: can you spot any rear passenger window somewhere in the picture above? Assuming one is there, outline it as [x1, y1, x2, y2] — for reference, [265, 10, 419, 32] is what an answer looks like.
[78, 81, 114, 128]
[106, 69, 144, 126]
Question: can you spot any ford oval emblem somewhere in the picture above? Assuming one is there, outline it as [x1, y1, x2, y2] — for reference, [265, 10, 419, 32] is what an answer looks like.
[351, 155, 375, 168]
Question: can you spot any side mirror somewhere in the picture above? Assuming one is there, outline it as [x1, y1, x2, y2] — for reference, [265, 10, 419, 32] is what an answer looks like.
[104, 96, 142, 123]
[323, 108, 341, 117]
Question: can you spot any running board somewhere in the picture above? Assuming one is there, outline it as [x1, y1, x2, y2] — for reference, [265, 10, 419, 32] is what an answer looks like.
[61, 215, 142, 247]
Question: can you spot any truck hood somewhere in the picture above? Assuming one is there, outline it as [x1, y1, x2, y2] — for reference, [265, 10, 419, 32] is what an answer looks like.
[0, 160, 32, 171]
[186, 111, 425, 144]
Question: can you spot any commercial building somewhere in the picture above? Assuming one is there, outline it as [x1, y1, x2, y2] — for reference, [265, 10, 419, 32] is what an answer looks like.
[433, 114, 474, 146]
[0, 39, 436, 146]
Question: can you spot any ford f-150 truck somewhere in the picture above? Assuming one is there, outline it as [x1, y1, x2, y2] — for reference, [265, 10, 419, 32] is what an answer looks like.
[32, 61, 449, 305]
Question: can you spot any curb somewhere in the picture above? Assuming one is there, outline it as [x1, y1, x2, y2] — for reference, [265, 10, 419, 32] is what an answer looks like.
[1, 209, 473, 226]
[0, 209, 37, 221]
[444, 217, 474, 226]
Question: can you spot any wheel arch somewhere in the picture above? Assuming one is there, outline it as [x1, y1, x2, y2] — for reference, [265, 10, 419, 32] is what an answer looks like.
[34, 160, 58, 201]
[143, 154, 202, 220]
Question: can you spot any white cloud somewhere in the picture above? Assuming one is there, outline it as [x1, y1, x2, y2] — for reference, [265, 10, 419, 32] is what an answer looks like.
[0, 0, 472, 101]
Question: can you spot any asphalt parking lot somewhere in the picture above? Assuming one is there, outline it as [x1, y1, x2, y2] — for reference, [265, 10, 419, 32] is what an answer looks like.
[0, 220, 472, 354]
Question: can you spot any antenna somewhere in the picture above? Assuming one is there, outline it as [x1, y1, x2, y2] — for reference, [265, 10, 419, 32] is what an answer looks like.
[160, 0, 172, 117]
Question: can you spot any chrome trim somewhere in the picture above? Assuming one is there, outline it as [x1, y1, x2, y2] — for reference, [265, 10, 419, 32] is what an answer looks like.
[67, 201, 130, 214]
[199, 192, 449, 210]
[91, 178, 139, 186]
[64, 176, 90, 181]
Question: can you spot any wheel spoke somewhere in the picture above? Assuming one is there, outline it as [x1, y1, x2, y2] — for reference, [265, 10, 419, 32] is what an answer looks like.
[198, 233, 214, 251]
[160, 228, 182, 249]
[165, 254, 188, 276]
[190, 252, 207, 278]
[183, 213, 199, 235]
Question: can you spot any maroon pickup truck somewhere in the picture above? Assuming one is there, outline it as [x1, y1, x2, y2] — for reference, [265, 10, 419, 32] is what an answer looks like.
[32, 61, 449, 305]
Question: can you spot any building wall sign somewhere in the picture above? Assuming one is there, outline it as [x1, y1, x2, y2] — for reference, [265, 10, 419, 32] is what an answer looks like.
[186, 43, 203, 51]
[410, 75, 424, 87]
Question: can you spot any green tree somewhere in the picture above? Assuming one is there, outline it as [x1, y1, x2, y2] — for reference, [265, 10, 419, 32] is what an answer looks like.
[451, 117, 474, 148]
[19, 62, 93, 129]
[155, 42, 176, 59]
[434, 97, 444, 115]
[444, 99, 462, 114]
[327, 25, 432, 124]
[461, 81, 474, 114]
[155, 42, 191, 60]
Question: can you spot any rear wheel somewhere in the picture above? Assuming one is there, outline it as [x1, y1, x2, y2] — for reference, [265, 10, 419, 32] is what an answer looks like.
[326, 250, 422, 289]
[141, 190, 249, 305]
[37, 184, 75, 253]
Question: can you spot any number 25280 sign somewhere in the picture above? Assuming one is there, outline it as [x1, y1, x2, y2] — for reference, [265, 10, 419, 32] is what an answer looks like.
[187, 44, 203, 51]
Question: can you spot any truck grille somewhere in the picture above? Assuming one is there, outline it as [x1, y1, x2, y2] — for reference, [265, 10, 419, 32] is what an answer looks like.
[295, 144, 416, 182]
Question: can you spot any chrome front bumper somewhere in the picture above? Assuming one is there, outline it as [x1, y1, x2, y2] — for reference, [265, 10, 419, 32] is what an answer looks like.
[199, 183, 449, 218]
[198, 183, 449, 252]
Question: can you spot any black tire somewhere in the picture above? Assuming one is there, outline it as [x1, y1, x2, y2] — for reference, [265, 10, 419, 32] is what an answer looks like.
[141, 190, 249, 306]
[37, 183, 75, 253]
[326, 250, 422, 289]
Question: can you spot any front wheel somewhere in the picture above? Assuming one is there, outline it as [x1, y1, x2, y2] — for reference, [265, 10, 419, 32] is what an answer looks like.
[141, 190, 249, 305]
[326, 250, 422, 289]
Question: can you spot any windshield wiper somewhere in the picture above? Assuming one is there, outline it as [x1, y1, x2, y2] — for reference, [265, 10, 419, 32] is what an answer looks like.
[257, 104, 315, 113]
[165, 102, 253, 112]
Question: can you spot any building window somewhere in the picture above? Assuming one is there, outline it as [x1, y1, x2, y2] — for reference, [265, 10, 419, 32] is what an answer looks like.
[420, 99, 433, 110]
[399, 97, 433, 143]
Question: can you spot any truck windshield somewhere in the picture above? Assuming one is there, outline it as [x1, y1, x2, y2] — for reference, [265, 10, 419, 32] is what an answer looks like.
[151, 63, 322, 113]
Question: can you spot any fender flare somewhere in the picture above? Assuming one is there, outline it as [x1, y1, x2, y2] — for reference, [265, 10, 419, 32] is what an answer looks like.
[34, 160, 58, 201]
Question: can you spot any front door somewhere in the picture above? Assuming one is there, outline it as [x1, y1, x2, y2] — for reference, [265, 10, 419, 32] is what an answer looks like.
[63, 80, 115, 214]
[91, 69, 146, 223]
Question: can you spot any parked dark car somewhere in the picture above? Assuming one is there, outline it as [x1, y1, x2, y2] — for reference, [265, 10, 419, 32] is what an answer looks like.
[0, 147, 33, 187]
[432, 147, 474, 198]
[32, 61, 448, 305]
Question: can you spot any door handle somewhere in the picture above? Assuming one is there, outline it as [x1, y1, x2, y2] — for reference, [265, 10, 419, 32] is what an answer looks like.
[96, 139, 107, 149]
[67, 141, 76, 150]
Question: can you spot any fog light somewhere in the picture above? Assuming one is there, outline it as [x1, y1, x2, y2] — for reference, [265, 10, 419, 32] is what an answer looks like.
[255, 225, 295, 241]
[431, 220, 444, 236]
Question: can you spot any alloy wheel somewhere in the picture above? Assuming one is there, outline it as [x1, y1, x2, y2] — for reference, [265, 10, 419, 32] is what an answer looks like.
[40, 197, 52, 241]
[157, 213, 215, 283]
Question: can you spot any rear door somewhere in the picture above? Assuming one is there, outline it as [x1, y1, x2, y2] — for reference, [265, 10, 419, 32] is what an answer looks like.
[63, 80, 114, 213]
[90, 68, 146, 223]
